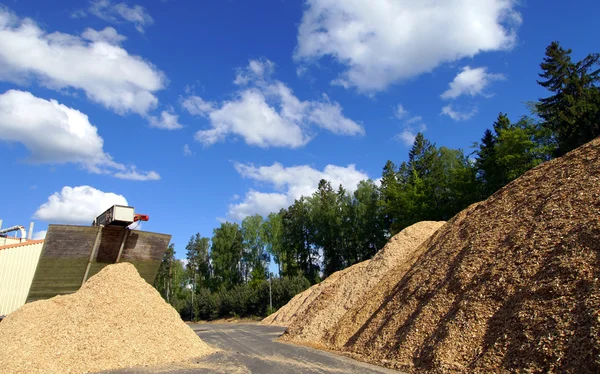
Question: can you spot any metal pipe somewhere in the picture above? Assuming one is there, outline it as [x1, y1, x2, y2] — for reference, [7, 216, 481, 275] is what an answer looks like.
[28, 222, 34, 240]
[0, 225, 27, 240]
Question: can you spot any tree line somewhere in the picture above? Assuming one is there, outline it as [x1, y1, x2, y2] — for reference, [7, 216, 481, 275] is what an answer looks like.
[154, 41, 599, 320]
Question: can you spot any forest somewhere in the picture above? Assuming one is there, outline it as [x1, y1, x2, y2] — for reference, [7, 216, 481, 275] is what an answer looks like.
[153, 41, 600, 321]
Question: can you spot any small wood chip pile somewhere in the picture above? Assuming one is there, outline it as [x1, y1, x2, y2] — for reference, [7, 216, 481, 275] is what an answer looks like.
[319, 138, 600, 373]
[261, 264, 351, 326]
[0, 262, 215, 373]
[280, 221, 445, 345]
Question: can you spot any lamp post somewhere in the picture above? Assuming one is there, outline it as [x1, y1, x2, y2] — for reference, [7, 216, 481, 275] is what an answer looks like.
[268, 271, 273, 312]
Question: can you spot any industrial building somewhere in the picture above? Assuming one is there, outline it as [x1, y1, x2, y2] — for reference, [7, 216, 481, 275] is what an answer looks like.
[0, 206, 171, 317]
[0, 221, 44, 316]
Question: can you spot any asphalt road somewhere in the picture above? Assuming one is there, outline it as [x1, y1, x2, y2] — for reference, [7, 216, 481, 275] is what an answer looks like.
[110, 323, 398, 373]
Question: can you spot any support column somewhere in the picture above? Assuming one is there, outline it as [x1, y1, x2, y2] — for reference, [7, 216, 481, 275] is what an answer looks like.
[81, 226, 103, 286]
[115, 228, 130, 263]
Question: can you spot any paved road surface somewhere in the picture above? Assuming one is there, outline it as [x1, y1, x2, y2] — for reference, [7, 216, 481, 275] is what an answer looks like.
[111, 323, 398, 373]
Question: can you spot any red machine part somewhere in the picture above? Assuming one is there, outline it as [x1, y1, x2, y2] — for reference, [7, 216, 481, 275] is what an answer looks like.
[133, 214, 149, 222]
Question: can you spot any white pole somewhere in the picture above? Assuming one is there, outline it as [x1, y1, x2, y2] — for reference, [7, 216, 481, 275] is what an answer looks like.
[28, 222, 34, 240]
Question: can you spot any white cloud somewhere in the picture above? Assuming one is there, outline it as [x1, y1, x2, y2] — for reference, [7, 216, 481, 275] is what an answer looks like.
[441, 66, 505, 99]
[406, 116, 423, 124]
[113, 167, 160, 181]
[32, 230, 47, 240]
[228, 191, 289, 221]
[71, 9, 87, 19]
[392, 105, 427, 147]
[81, 26, 126, 44]
[87, 0, 154, 33]
[396, 129, 418, 147]
[34, 186, 128, 224]
[0, 90, 159, 179]
[148, 109, 183, 130]
[183, 144, 193, 156]
[234, 58, 275, 85]
[181, 95, 214, 117]
[441, 105, 478, 121]
[0, 7, 165, 115]
[183, 59, 363, 148]
[394, 104, 408, 119]
[395, 122, 427, 147]
[228, 162, 369, 220]
[294, 0, 521, 93]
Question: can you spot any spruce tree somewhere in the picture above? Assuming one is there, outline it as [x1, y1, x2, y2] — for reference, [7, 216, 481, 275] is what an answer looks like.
[537, 41, 600, 154]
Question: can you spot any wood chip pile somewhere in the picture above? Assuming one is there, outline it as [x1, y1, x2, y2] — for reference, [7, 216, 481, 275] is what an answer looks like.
[308, 138, 600, 373]
[261, 264, 353, 326]
[0, 262, 215, 373]
[280, 221, 445, 345]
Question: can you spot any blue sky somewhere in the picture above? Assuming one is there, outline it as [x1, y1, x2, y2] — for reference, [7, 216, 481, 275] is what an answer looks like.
[1, 0, 598, 259]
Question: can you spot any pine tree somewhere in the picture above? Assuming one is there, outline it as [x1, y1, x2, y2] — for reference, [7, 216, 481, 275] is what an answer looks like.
[537, 41, 600, 154]
[379, 160, 400, 231]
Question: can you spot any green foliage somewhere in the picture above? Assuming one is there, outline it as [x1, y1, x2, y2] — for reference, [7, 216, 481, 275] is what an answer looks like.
[154, 243, 189, 314]
[263, 212, 284, 273]
[187, 275, 310, 320]
[185, 233, 210, 290]
[241, 214, 267, 283]
[537, 41, 600, 155]
[211, 222, 243, 290]
[475, 113, 554, 200]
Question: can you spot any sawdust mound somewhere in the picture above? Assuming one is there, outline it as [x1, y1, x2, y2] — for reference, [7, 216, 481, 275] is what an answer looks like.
[0, 262, 215, 373]
[261, 265, 352, 326]
[324, 138, 600, 373]
[281, 221, 445, 345]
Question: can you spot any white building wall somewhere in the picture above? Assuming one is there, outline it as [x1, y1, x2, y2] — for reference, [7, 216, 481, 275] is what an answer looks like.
[0, 237, 25, 246]
[0, 240, 44, 316]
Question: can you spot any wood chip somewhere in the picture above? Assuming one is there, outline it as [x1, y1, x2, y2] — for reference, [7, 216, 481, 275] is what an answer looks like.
[0, 263, 215, 373]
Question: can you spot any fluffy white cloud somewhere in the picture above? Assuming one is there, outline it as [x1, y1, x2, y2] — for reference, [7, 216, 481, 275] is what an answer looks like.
[32, 230, 47, 240]
[441, 66, 505, 99]
[0, 90, 160, 179]
[228, 191, 289, 221]
[181, 95, 214, 117]
[441, 105, 478, 121]
[295, 0, 521, 92]
[234, 58, 275, 85]
[228, 162, 370, 220]
[81, 27, 126, 44]
[184, 59, 363, 148]
[148, 110, 183, 130]
[183, 144, 193, 156]
[0, 7, 165, 115]
[34, 186, 128, 224]
[87, 0, 154, 33]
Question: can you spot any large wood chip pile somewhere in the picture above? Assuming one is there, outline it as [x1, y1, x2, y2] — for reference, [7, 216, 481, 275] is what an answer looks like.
[0, 262, 215, 373]
[318, 138, 600, 373]
[280, 221, 445, 345]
